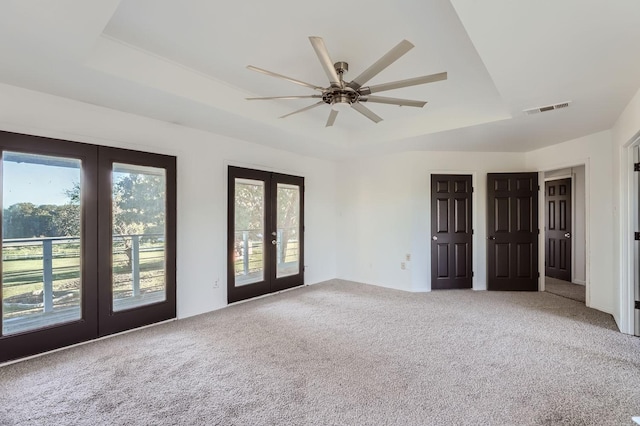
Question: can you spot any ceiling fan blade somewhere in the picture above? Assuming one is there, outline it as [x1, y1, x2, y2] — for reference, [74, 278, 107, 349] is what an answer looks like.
[279, 101, 325, 119]
[351, 102, 383, 123]
[325, 109, 338, 127]
[347, 40, 414, 90]
[309, 37, 340, 87]
[360, 96, 426, 108]
[247, 65, 324, 91]
[364, 72, 448, 94]
[246, 95, 322, 100]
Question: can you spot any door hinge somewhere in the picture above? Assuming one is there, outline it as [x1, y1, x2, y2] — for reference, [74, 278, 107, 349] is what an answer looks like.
[634, 163, 640, 172]
[472, 271, 474, 277]
[635, 232, 640, 241]
[537, 272, 540, 278]
[472, 187, 474, 193]
[635, 301, 640, 310]
[472, 229, 474, 235]
[538, 229, 540, 234]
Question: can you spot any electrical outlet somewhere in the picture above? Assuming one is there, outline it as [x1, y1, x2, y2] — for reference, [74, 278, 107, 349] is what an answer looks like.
[213, 278, 219, 289]
[401, 262, 406, 270]
[406, 253, 411, 261]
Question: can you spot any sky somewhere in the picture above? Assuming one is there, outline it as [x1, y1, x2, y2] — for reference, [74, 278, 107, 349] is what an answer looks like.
[2, 161, 79, 207]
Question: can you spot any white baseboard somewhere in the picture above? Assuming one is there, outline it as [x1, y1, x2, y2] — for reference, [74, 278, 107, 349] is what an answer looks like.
[573, 279, 586, 285]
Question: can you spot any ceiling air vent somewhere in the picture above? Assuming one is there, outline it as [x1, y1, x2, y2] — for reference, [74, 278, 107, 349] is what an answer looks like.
[523, 101, 571, 115]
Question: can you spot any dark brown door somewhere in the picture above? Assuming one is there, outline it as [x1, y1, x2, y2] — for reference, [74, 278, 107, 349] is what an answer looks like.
[227, 167, 304, 303]
[545, 178, 571, 281]
[431, 175, 473, 289]
[487, 173, 539, 291]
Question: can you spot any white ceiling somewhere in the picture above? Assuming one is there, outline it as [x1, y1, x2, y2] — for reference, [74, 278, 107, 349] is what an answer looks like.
[0, 0, 639, 159]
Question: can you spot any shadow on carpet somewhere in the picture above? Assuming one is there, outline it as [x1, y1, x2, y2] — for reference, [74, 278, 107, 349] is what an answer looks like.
[545, 276, 586, 303]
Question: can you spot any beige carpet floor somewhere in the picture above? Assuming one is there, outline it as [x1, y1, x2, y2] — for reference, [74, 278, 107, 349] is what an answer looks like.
[1, 279, 639, 425]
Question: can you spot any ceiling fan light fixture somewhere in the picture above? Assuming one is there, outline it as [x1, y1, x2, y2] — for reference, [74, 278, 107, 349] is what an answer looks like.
[331, 94, 352, 112]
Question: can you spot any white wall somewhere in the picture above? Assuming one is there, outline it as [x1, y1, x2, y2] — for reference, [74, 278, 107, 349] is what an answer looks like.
[336, 151, 527, 292]
[0, 83, 338, 319]
[526, 131, 614, 317]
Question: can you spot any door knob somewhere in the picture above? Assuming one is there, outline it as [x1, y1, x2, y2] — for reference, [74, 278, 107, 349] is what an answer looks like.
[564, 232, 571, 238]
[432, 236, 438, 241]
[271, 240, 277, 245]
[271, 231, 277, 236]
[488, 236, 496, 240]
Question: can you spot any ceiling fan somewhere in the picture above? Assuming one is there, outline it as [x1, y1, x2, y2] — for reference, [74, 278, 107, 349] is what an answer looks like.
[246, 36, 447, 127]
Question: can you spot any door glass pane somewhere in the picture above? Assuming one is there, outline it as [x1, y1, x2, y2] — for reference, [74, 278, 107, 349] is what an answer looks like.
[276, 183, 300, 278]
[2, 152, 82, 335]
[234, 178, 264, 286]
[112, 163, 166, 312]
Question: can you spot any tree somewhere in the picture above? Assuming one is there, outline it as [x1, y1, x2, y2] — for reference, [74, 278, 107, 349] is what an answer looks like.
[62, 173, 166, 269]
[276, 187, 300, 262]
[2, 203, 80, 238]
[234, 182, 264, 232]
[112, 173, 165, 269]
[232, 182, 300, 264]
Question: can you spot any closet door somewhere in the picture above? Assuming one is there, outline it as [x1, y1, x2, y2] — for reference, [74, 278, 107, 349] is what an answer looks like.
[487, 172, 539, 291]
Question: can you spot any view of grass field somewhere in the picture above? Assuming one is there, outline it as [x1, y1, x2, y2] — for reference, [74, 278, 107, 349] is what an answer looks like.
[2, 239, 165, 319]
[233, 238, 299, 281]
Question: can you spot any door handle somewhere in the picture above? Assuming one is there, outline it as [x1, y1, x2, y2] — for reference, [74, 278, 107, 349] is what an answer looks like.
[432, 236, 438, 241]
[564, 232, 571, 238]
[271, 240, 277, 245]
[488, 236, 496, 240]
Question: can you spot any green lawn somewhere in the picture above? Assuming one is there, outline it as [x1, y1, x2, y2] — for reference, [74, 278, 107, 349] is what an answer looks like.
[233, 240, 299, 275]
[2, 244, 166, 300]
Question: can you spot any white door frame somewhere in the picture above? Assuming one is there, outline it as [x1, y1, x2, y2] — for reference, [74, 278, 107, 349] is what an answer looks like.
[621, 136, 640, 336]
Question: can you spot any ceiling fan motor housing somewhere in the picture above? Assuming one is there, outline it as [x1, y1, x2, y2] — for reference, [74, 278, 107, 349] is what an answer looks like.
[323, 61, 358, 106]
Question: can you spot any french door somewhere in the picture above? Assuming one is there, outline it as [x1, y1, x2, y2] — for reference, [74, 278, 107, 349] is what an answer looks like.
[0, 131, 176, 363]
[227, 167, 304, 303]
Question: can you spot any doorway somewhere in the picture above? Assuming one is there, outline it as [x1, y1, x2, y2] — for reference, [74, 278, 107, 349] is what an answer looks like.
[430, 174, 473, 289]
[543, 167, 586, 304]
[227, 166, 304, 303]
